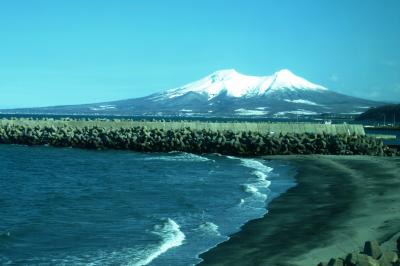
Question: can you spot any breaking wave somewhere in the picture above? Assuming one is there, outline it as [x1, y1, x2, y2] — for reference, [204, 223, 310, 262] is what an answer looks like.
[242, 184, 267, 200]
[240, 159, 273, 176]
[144, 152, 212, 162]
[253, 170, 272, 188]
[133, 218, 185, 266]
[198, 222, 220, 236]
[239, 158, 274, 207]
[14, 219, 186, 266]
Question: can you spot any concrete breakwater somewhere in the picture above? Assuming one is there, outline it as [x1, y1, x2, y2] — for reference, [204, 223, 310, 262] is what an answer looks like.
[317, 237, 400, 266]
[1, 118, 367, 135]
[0, 118, 398, 156]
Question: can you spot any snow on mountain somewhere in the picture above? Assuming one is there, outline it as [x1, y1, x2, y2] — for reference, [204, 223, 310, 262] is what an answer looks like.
[2, 68, 383, 117]
[284, 99, 323, 106]
[151, 69, 327, 101]
[267, 69, 327, 92]
[234, 108, 269, 116]
[276, 110, 319, 116]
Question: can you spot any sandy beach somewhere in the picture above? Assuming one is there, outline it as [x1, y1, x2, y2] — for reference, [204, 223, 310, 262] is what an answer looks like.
[199, 155, 400, 266]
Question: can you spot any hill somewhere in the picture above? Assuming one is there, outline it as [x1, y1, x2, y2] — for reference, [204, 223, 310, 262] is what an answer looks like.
[356, 104, 400, 124]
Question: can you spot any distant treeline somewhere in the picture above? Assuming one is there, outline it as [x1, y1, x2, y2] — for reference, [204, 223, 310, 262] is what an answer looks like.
[356, 104, 400, 125]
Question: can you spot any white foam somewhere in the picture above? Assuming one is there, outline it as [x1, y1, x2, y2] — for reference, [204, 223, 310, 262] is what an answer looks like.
[242, 184, 267, 200]
[133, 218, 185, 266]
[17, 219, 185, 266]
[238, 159, 274, 204]
[240, 159, 273, 174]
[198, 222, 220, 236]
[239, 198, 245, 206]
[144, 152, 212, 162]
[253, 170, 272, 188]
[253, 170, 267, 180]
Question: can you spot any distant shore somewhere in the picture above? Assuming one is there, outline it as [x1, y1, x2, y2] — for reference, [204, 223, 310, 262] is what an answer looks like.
[199, 155, 400, 266]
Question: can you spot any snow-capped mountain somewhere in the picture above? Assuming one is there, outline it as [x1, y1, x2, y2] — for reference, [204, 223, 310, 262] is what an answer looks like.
[151, 69, 327, 101]
[1, 69, 383, 117]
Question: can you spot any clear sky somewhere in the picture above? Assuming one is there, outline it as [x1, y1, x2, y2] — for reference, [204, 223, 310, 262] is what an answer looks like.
[0, 0, 399, 108]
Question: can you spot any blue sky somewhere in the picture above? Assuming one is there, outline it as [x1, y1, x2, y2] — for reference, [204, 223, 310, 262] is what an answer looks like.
[0, 0, 399, 108]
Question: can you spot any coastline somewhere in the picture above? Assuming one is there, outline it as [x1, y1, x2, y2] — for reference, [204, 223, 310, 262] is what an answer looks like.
[199, 155, 400, 266]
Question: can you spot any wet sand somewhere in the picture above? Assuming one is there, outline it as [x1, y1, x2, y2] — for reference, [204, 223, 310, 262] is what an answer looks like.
[199, 155, 400, 266]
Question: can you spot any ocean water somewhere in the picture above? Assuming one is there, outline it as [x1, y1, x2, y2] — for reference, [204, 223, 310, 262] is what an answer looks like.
[0, 145, 296, 265]
[365, 128, 400, 146]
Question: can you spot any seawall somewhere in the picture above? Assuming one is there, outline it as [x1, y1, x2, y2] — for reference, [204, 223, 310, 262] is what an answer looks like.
[0, 118, 366, 135]
[0, 118, 398, 156]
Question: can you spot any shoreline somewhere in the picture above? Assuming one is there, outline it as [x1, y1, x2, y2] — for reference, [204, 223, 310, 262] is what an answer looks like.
[199, 155, 400, 266]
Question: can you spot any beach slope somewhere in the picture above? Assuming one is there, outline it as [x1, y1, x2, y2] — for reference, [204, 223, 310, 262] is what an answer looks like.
[199, 155, 400, 266]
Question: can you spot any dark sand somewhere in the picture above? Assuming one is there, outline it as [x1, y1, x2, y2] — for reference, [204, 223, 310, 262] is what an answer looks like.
[199, 156, 400, 266]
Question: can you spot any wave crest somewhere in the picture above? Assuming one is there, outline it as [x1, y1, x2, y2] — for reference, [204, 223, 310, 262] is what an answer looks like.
[238, 159, 273, 207]
[253, 170, 272, 188]
[144, 152, 212, 162]
[198, 222, 220, 236]
[242, 184, 267, 200]
[133, 218, 185, 266]
[240, 159, 273, 174]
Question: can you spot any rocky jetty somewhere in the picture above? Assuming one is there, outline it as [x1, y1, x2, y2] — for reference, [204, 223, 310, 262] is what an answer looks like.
[0, 118, 398, 156]
[318, 237, 400, 266]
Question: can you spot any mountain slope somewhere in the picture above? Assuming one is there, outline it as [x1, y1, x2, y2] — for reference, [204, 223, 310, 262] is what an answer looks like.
[1, 69, 383, 117]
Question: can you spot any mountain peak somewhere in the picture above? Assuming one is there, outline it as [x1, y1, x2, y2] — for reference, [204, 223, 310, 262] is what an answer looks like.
[152, 68, 328, 101]
[268, 69, 327, 92]
[211, 69, 238, 76]
[274, 69, 295, 76]
[209, 69, 239, 81]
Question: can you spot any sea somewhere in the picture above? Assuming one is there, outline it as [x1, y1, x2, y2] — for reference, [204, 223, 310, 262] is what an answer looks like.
[364, 128, 400, 146]
[0, 144, 296, 266]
